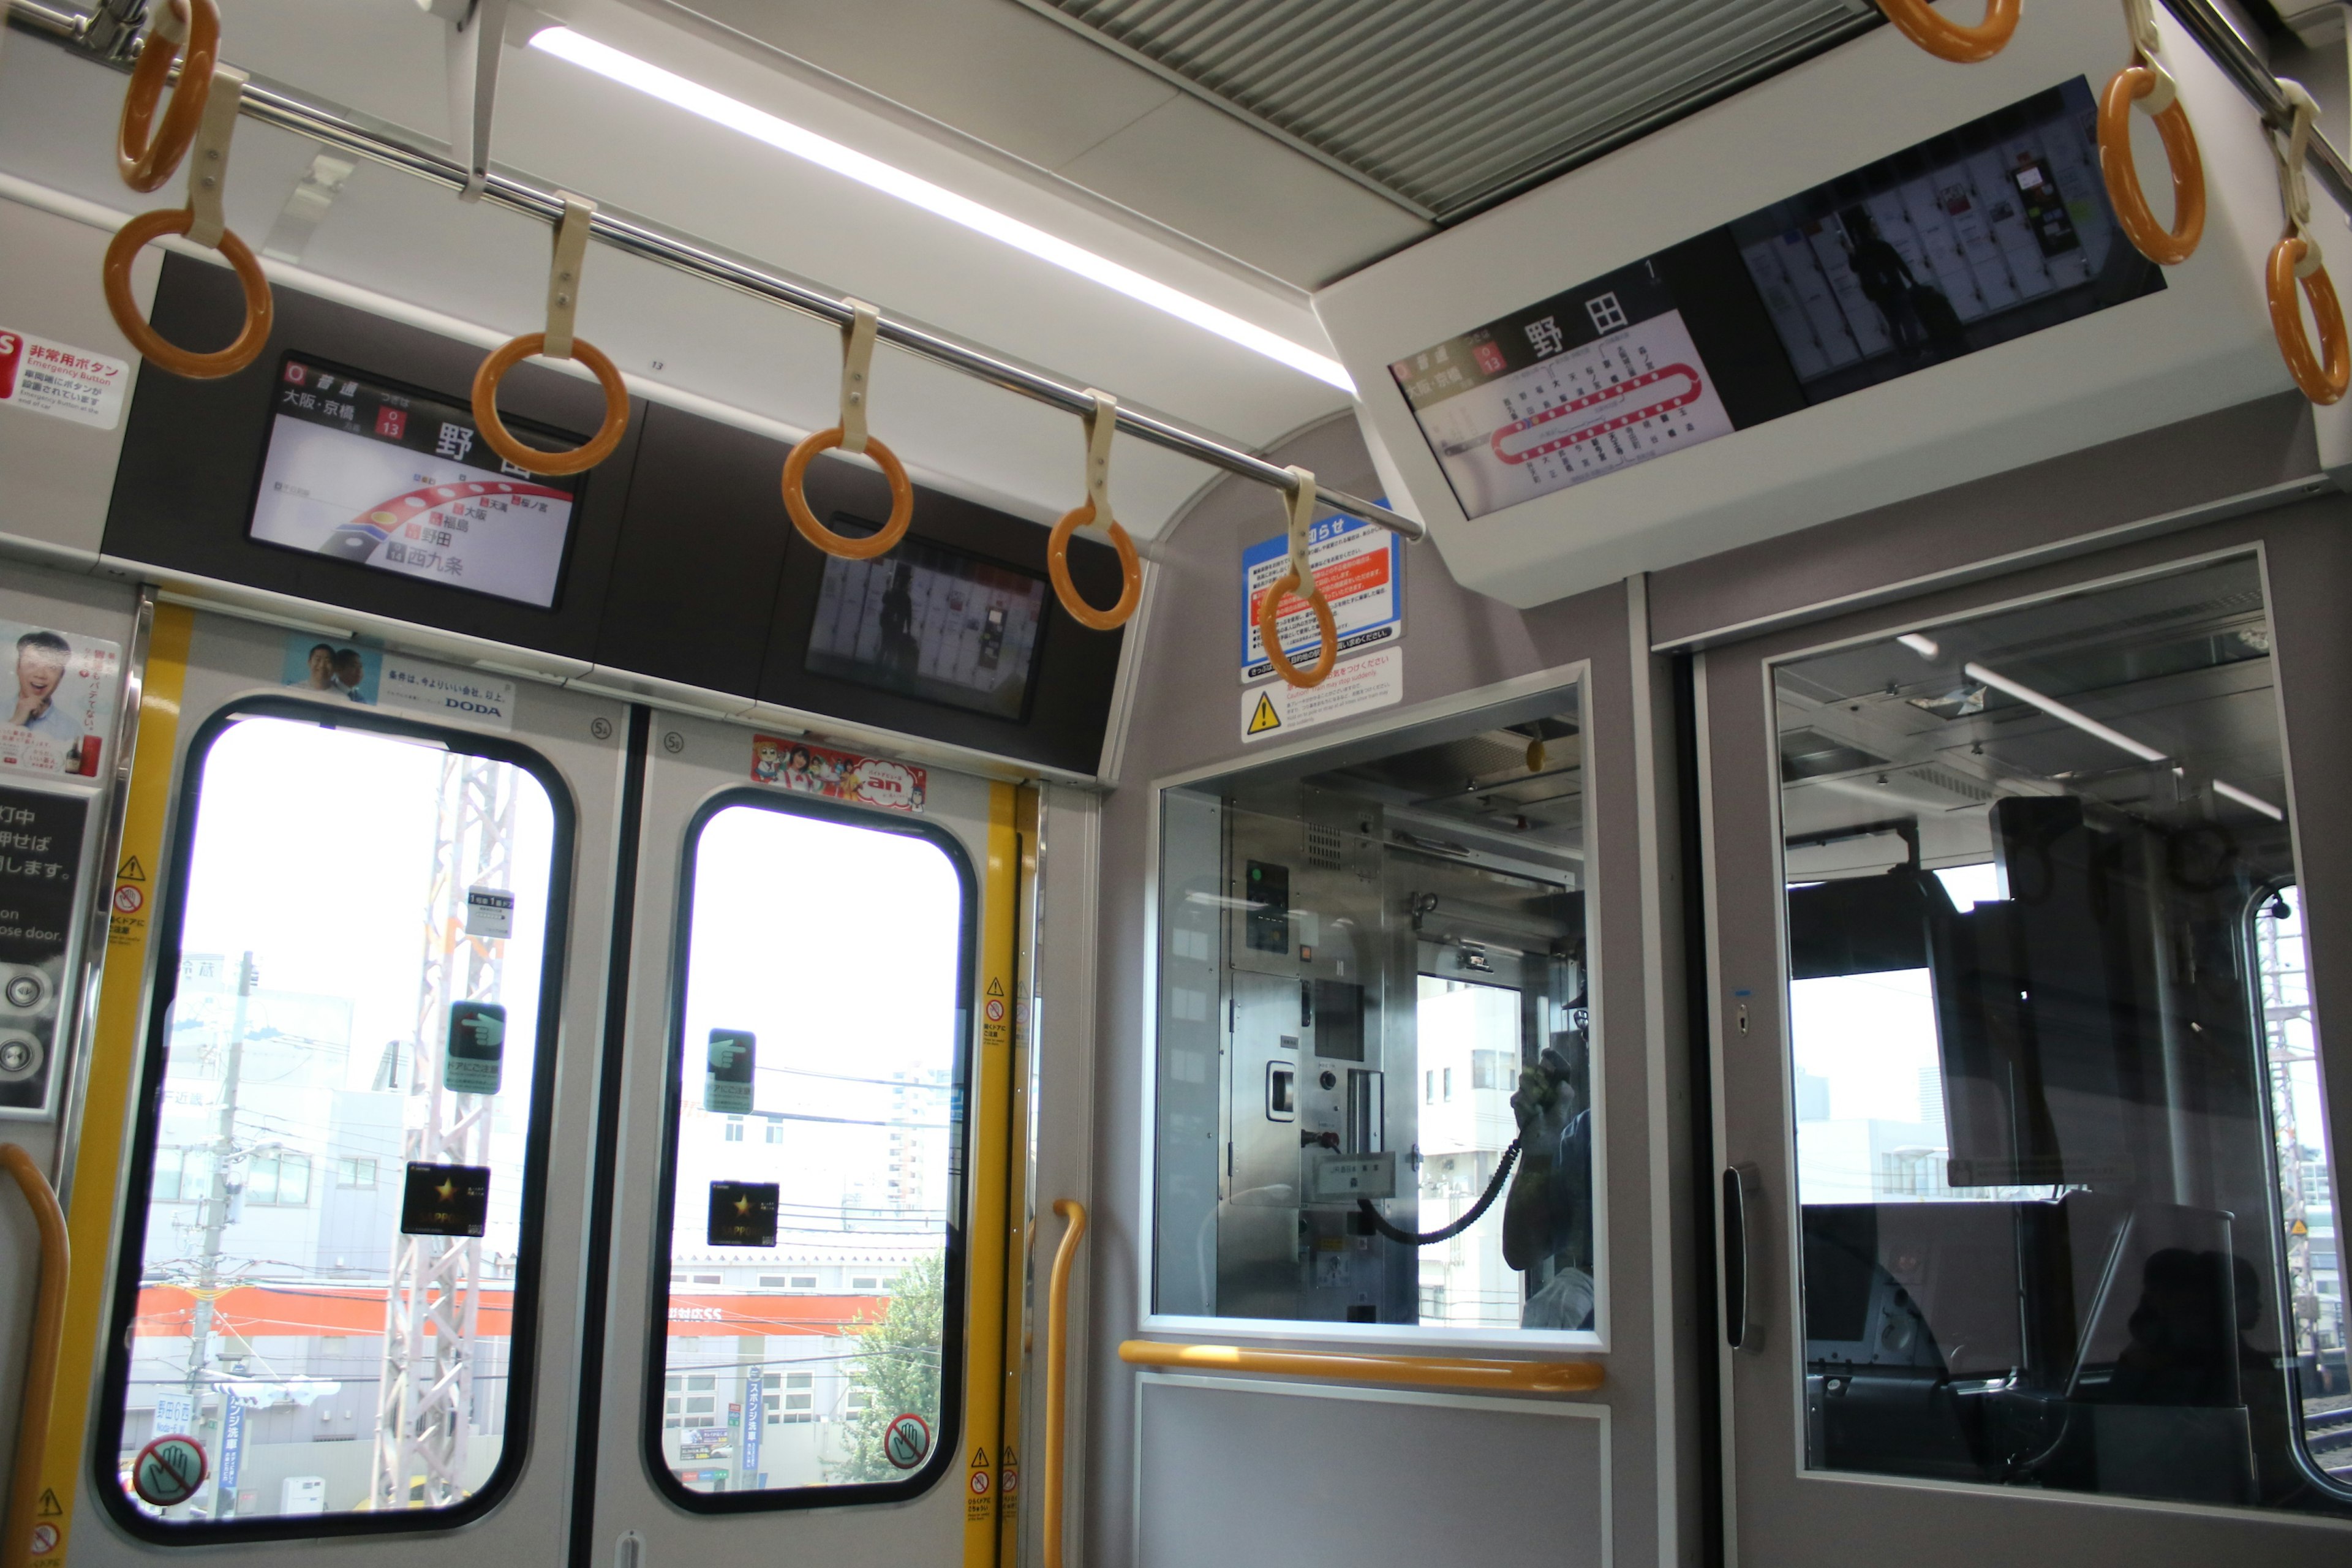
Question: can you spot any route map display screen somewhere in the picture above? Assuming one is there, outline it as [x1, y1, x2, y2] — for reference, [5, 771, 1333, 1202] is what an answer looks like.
[1392, 78, 2158, 521]
[804, 524, 1049, 722]
[249, 355, 582, 608]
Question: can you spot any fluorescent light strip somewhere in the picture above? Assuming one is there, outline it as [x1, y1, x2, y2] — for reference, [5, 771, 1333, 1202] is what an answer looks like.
[1962, 663, 2166, 763]
[529, 28, 1355, 392]
[1962, 660, 2285, 820]
[2214, 779, 2286, 822]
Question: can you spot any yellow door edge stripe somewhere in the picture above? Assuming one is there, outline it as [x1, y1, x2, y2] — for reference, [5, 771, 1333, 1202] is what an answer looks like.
[32, 601, 192, 1568]
[961, 781, 1018, 1566]
[997, 785, 1039, 1565]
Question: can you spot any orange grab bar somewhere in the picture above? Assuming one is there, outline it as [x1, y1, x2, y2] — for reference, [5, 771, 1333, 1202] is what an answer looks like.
[2098, 63, 2204, 266]
[1047, 500, 1142, 631]
[116, 0, 219, 193]
[1875, 0, 2019, 64]
[2, 1145, 69, 1568]
[1043, 1199, 1087, 1568]
[1118, 1340, 1604, 1396]
[1046, 393, 1141, 631]
[473, 194, 630, 476]
[471, 333, 631, 476]
[105, 61, 274, 381]
[1259, 464, 1338, 690]
[2269, 235, 2351, 405]
[784, 299, 916, 560]
[103, 208, 272, 380]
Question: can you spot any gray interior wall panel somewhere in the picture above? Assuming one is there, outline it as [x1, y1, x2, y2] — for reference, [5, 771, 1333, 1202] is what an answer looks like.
[1092, 412, 1689, 1567]
[0, 197, 160, 567]
[1133, 1374, 1607, 1567]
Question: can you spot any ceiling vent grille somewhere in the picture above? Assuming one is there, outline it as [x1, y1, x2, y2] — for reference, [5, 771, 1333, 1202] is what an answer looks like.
[1033, 0, 1877, 221]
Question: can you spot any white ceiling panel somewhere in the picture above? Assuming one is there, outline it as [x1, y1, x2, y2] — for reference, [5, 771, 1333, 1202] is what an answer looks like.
[645, 0, 1185, 175]
[1055, 88, 1427, 285]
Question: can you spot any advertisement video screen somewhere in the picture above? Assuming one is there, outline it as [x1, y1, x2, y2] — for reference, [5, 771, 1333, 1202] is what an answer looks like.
[1391, 79, 2160, 520]
[804, 522, 1049, 722]
[249, 355, 582, 608]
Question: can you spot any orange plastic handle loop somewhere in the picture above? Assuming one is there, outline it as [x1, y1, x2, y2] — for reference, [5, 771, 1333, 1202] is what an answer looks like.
[1875, 0, 2019, 62]
[1259, 567, 1338, 690]
[2, 1144, 68, 1568]
[116, 0, 220, 193]
[1046, 501, 1142, 631]
[2097, 65, 2205, 265]
[2269, 236, 2351, 405]
[470, 333, 631, 477]
[782, 428, 914, 559]
[102, 207, 273, 379]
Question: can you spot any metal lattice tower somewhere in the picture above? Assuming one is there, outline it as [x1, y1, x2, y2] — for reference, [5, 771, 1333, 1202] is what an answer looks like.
[2258, 901, 2329, 1366]
[370, 753, 514, 1510]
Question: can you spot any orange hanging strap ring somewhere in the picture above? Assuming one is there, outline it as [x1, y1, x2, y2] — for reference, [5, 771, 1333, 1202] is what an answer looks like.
[102, 63, 274, 380]
[1046, 390, 1142, 632]
[2269, 236, 2349, 404]
[117, 0, 220, 193]
[2098, 3, 2204, 266]
[472, 192, 631, 475]
[1874, 0, 2019, 63]
[1258, 466, 1338, 690]
[2266, 79, 2350, 405]
[783, 300, 915, 560]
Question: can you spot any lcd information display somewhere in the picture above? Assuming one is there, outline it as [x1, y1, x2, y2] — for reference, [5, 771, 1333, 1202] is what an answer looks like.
[804, 522, 1048, 722]
[250, 356, 582, 608]
[1392, 80, 2158, 521]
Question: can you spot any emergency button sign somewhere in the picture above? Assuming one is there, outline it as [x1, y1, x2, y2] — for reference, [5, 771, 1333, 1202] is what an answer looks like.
[884, 1412, 931, 1469]
[132, 1434, 206, 1508]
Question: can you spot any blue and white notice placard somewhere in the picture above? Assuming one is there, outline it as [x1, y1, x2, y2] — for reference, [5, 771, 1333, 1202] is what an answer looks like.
[1241, 508, 1403, 685]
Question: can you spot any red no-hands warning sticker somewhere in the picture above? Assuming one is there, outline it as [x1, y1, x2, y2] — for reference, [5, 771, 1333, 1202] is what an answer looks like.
[883, 1412, 930, 1469]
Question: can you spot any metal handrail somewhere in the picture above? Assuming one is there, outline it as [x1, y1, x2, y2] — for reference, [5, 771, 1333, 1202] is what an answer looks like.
[2, 0, 1425, 543]
[2, 1144, 69, 1568]
[1118, 1340, 1605, 1395]
[1042, 1199, 1086, 1568]
[2162, 0, 2352, 217]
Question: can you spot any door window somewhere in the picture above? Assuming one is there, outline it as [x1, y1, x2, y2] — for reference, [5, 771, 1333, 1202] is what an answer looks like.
[1774, 554, 2348, 1508]
[1152, 693, 1594, 1338]
[647, 794, 973, 1507]
[99, 707, 567, 1535]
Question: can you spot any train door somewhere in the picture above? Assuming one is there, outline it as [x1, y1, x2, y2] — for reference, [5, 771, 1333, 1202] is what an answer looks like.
[56, 601, 627, 1566]
[575, 706, 1023, 1567]
[1700, 502, 2352, 1562]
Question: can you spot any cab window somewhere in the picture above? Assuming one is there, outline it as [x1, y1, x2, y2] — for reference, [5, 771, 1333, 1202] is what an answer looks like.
[1152, 689, 1595, 1340]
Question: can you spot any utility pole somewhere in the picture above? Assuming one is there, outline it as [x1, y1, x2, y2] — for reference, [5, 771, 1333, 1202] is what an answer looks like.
[183, 949, 257, 1519]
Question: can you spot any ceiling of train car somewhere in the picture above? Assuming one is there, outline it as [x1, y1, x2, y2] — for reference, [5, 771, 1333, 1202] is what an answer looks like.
[0, 0, 1379, 536]
[0, 0, 1903, 539]
[1018, 0, 1880, 223]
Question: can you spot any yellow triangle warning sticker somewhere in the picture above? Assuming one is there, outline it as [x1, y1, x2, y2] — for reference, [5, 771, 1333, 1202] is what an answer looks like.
[37, 1487, 62, 1517]
[118, 855, 147, 881]
[1247, 692, 1282, 734]
[970, 1446, 991, 1468]
[985, 978, 1005, 998]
